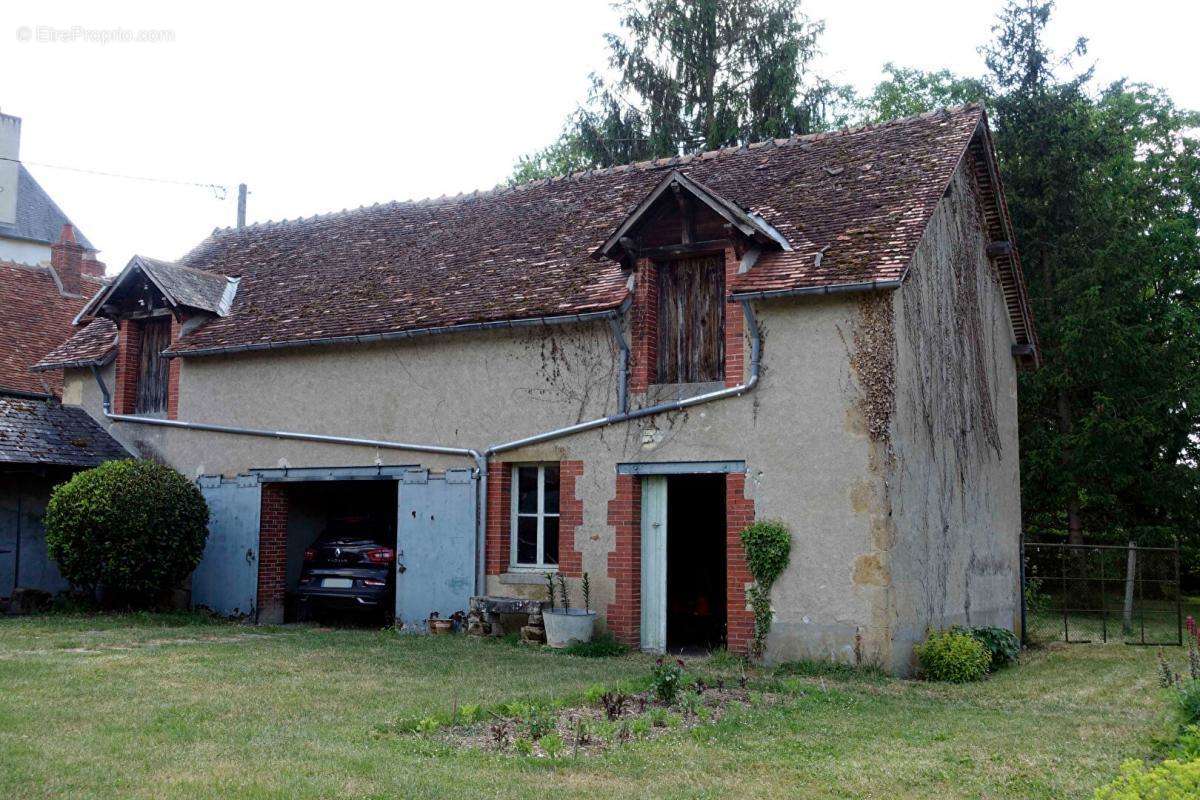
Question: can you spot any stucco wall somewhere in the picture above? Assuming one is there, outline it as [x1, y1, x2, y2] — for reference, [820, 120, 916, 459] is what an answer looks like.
[60, 160, 1022, 668]
[881, 159, 1023, 673]
[65, 295, 884, 662]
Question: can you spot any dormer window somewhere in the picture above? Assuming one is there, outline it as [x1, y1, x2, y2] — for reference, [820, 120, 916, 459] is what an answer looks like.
[657, 254, 725, 383]
[135, 316, 171, 414]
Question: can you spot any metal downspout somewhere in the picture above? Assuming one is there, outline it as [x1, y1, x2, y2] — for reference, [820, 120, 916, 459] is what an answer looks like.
[607, 314, 630, 414]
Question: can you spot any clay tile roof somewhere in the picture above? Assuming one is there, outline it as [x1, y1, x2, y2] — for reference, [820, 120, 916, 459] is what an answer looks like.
[0, 261, 89, 395]
[0, 395, 129, 466]
[151, 105, 1029, 358]
[32, 318, 118, 372]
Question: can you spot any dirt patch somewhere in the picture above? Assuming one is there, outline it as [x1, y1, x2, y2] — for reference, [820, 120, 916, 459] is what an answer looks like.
[405, 684, 775, 758]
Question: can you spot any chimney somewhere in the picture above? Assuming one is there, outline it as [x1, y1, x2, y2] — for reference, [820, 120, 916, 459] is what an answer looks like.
[81, 253, 106, 279]
[0, 111, 19, 227]
[51, 223, 84, 295]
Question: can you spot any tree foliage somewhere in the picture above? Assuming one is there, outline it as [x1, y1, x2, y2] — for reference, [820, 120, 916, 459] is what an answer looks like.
[851, 1, 1200, 555]
[511, 0, 852, 183]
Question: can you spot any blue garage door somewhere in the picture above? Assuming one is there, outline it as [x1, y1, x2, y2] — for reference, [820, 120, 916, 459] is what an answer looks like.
[395, 468, 477, 630]
[193, 474, 260, 618]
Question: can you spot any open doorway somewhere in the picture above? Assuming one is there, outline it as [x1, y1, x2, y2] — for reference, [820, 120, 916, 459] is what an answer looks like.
[281, 479, 398, 624]
[666, 474, 726, 652]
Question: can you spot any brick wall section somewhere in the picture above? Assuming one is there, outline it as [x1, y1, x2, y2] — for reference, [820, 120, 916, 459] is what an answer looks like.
[628, 257, 658, 393]
[725, 472, 756, 653]
[166, 318, 181, 420]
[605, 474, 642, 646]
[50, 224, 84, 296]
[485, 462, 511, 575]
[257, 482, 289, 624]
[723, 248, 745, 387]
[114, 319, 141, 415]
[486, 460, 584, 576]
[556, 461, 584, 576]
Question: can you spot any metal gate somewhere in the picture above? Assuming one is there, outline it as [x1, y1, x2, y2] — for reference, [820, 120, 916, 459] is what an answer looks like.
[193, 474, 261, 618]
[1021, 540, 1182, 646]
[394, 468, 477, 630]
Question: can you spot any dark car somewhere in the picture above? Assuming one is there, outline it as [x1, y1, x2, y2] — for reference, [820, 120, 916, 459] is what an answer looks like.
[295, 527, 395, 623]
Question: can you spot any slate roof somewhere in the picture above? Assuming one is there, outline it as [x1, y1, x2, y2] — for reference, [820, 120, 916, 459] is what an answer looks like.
[0, 261, 91, 395]
[32, 318, 118, 372]
[57, 105, 1034, 361]
[0, 165, 95, 250]
[0, 394, 129, 466]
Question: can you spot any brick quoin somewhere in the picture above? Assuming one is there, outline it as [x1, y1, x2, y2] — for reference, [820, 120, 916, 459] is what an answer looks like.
[605, 474, 642, 647]
[166, 318, 181, 420]
[486, 460, 584, 576]
[257, 482, 289, 624]
[723, 248, 745, 387]
[725, 472, 756, 654]
[628, 257, 658, 393]
[113, 319, 141, 415]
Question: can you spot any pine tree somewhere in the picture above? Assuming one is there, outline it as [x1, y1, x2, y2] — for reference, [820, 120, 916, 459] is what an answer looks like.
[510, 0, 850, 182]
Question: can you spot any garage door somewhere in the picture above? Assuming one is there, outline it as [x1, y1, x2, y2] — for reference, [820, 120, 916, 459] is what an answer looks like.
[395, 468, 477, 630]
[193, 474, 260, 618]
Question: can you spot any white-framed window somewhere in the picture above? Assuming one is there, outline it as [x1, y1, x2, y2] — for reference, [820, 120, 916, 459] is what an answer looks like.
[510, 463, 560, 569]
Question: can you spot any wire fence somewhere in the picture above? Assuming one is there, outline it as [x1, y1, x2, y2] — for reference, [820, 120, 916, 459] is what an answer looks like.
[1021, 540, 1182, 646]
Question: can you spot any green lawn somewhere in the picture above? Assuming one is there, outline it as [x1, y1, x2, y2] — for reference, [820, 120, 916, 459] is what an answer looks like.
[0, 613, 1180, 799]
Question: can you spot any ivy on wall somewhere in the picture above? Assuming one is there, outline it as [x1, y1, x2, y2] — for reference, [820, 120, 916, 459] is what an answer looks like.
[739, 519, 792, 659]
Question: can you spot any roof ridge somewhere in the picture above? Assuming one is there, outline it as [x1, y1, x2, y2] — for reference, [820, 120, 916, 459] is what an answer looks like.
[205, 104, 984, 239]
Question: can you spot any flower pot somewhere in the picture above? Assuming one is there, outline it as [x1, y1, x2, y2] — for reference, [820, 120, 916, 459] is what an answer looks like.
[429, 618, 454, 635]
[542, 609, 596, 648]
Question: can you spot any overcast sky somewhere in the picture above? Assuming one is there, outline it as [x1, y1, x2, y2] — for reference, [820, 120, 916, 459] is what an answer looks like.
[2, 0, 1196, 271]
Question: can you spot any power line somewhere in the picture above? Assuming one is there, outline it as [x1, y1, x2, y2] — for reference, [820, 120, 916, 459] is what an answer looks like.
[0, 155, 228, 200]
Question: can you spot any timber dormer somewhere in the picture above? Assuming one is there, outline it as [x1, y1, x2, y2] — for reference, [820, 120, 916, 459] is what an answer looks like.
[596, 171, 791, 391]
[71, 255, 238, 418]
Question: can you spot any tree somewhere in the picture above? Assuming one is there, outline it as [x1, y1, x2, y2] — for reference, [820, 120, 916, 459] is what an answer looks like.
[511, 0, 852, 183]
[984, 2, 1200, 547]
[831, 2, 1200, 554]
[859, 63, 985, 123]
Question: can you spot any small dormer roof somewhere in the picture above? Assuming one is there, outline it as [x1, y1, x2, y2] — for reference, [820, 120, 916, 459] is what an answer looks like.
[74, 255, 238, 325]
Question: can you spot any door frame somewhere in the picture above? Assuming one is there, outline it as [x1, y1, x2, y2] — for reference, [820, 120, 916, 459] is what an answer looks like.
[628, 461, 745, 653]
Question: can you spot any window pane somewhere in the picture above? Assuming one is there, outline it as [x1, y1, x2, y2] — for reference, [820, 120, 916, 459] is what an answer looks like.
[542, 516, 559, 565]
[543, 466, 560, 514]
[517, 467, 538, 514]
[516, 516, 538, 565]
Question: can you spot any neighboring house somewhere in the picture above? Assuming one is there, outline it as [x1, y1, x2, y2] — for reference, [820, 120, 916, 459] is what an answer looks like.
[0, 224, 127, 608]
[0, 112, 102, 270]
[39, 105, 1036, 672]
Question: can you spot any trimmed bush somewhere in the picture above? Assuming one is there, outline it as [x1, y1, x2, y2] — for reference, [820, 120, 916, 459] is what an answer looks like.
[1093, 758, 1200, 799]
[958, 625, 1020, 670]
[45, 459, 209, 606]
[915, 629, 990, 683]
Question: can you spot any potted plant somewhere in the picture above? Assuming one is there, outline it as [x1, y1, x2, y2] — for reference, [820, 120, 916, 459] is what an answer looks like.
[542, 572, 596, 648]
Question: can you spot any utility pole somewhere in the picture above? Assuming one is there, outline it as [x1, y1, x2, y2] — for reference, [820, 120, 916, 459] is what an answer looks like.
[236, 183, 247, 228]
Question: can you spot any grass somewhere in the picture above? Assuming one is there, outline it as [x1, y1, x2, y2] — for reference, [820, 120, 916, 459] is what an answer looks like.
[0, 612, 1182, 799]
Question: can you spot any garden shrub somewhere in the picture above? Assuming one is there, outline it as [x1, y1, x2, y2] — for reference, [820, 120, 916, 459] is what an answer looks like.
[738, 519, 792, 659]
[957, 625, 1020, 670]
[1093, 758, 1200, 799]
[914, 629, 990, 683]
[45, 459, 209, 606]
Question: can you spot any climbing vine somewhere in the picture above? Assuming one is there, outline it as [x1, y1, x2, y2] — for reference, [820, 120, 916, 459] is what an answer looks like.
[739, 520, 792, 659]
